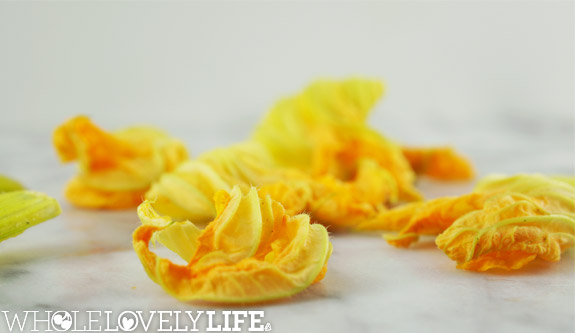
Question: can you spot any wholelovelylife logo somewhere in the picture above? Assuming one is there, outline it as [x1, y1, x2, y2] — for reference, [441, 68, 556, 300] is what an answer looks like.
[1, 310, 272, 332]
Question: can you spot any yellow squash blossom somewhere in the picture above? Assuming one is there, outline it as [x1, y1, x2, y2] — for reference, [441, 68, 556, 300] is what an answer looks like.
[363, 174, 575, 271]
[252, 78, 421, 203]
[144, 78, 474, 229]
[363, 174, 574, 248]
[148, 150, 394, 230]
[133, 186, 332, 303]
[474, 174, 575, 214]
[0, 190, 61, 242]
[436, 192, 574, 271]
[257, 179, 312, 217]
[357, 193, 488, 247]
[145, 142, 279, 222]
[305, 159, 397, 229]
[53, 116, 188, 209]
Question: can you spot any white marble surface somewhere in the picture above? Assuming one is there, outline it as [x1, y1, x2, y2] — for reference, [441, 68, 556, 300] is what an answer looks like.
[0, 177, 573, 333]
[0, 2, 574, 333]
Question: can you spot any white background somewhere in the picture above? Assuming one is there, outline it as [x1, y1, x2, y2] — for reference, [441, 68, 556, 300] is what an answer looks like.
[0, 1, 573, 174]
[0, 2, 573, 333]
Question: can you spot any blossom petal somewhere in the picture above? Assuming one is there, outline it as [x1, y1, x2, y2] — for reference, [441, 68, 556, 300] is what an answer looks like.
[436, 193, 575, 271]
[53, 116, 188, 209]
[133, 186, 332, 303]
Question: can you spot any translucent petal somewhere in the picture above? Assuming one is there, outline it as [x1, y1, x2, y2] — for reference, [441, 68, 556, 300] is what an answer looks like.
[252, 78, 422, 203]
[474, 174, 575, 214]
[133, 186, 331, 303]
[436, 193, 575, 271]
[369, 174, 575, 254]
[379, 193, 486, 247]
[53, 116, 188, 209]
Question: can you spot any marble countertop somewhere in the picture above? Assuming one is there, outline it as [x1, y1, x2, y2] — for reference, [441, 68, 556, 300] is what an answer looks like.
[0, 118, 573, 333]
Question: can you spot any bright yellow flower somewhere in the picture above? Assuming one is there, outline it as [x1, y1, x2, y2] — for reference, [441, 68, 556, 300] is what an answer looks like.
[133, 186, 332, 303]
[436, 191, 574, 271]
[357, 193, 487, 247]
[145, 142, 277, 221]
[53, 116, 188, 209]
[252, 78, 421, 203]
[363, 174, 575, 271]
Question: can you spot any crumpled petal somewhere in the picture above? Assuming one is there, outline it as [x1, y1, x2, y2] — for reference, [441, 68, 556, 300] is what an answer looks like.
[258, 180, 312, 217]
[367, 174, 574, 271]
[252, 79, 383, 172]
[53, 116, 188, 209]
[0, 175, 25, 192]
[252, 78, 422, 203]
[133, 186, 332, 303]
[402, 147, 474, 180]
[356, 193, 488, 247]
[0, 191, 61, 242]
[474, 174, 575, 214]
[150, 149, 400, 230]
[306, 159, 397, 229]
[363, 174, 574, 249]
[436, 192, 575, 271]
[145, 142, 276, 222]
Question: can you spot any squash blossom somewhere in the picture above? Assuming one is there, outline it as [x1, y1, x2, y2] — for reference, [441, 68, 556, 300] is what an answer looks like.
[53, 116, 188, 209]
[362, 174, 575, 271]
[0, 190, 61, 242]
[437, 174, 575, 271]
[133, 186, 332, 303]
[252, 78, 423, 203]
[145, 78, 473, 229]
[145, 142, 281, 222]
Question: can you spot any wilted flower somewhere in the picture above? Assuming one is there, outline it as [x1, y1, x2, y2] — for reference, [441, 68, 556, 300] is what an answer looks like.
[53, 116, 188, 209]
[133, 186, 332, 303]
